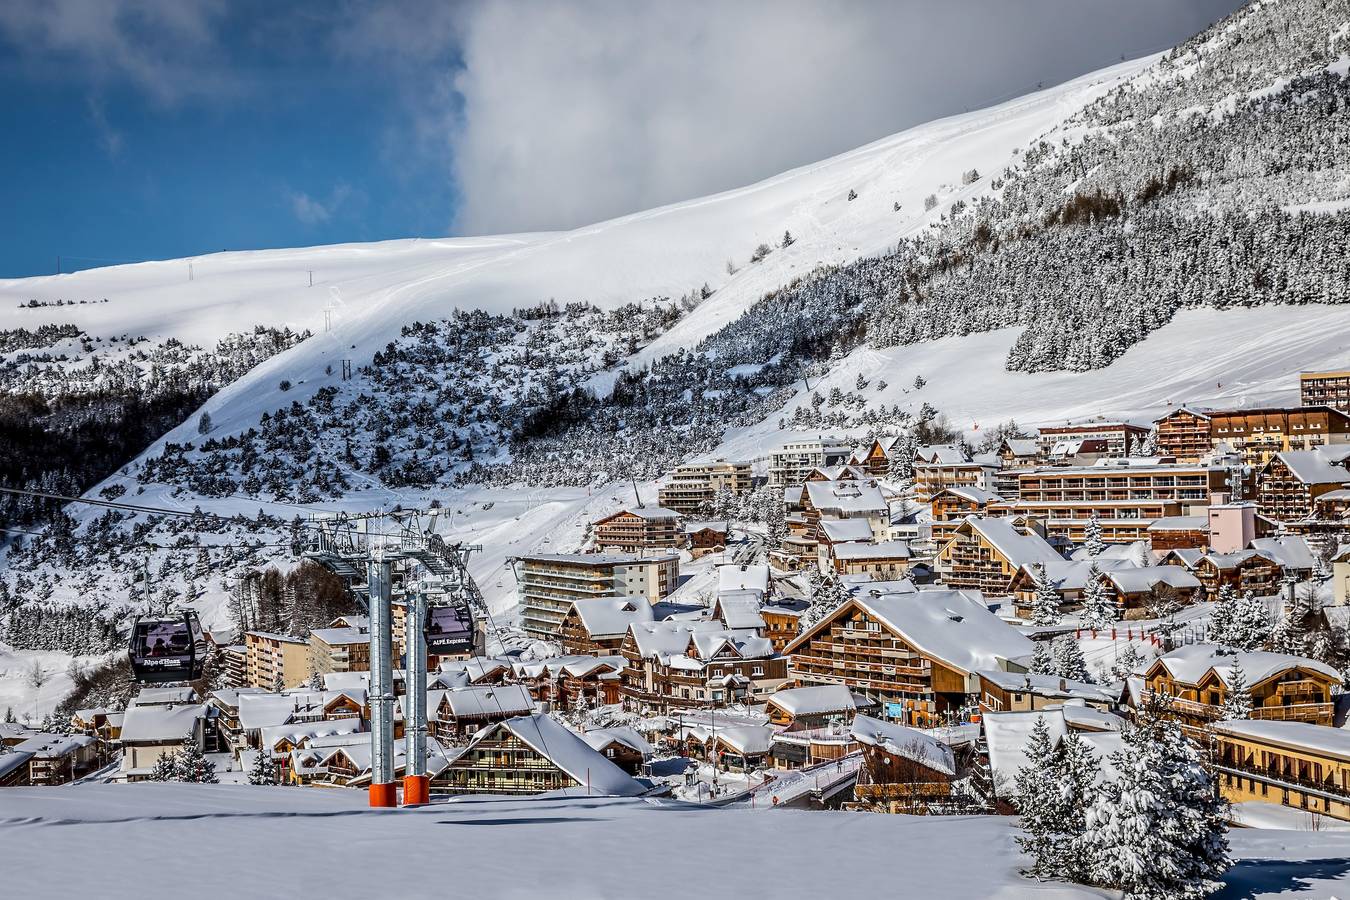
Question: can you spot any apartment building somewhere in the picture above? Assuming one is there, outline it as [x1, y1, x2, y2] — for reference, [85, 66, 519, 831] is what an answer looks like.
[1036, 421, 1149, 458]
[768, 437, 852, 486]
[1155, 405, 1350, 465]
[308, 624, 371, 679]
[515, 552, 680, 640]
[592, 507, 682, 552]
[657, 460, 752, 514]
[244, 630, 311, 690]
[1300, 369, 1350, 412]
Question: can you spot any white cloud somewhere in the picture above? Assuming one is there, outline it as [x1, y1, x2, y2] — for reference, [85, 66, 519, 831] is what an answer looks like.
[441, 0, 1243, 235]
[287, 183, 353, 226]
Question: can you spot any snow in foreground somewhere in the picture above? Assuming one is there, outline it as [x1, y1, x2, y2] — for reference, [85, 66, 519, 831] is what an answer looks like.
[1, 785, 1348, 900]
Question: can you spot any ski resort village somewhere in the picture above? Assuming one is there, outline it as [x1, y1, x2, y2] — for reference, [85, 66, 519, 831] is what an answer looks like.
[5, 1, 1350, 898]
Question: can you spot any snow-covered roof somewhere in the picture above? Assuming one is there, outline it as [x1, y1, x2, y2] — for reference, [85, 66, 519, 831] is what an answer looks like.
[434, 684, 537, 719]
[309, 626, 368, 645]
[716, 595, 766, 631]
[805, 481, 888, 516]
[684, 520, 729, 534]
[1015, 557, 1137, 592]
[260, 719, 361, 751]
[818, 518, 875, 544]
[578, 726, 654, 758]
[237, 693, 306, 732]
[1103, 565, 1201, 594]
[914, 444, 969, 465]
[1058, 703, 1124, 733]
[1002, 438, 1039, 457]
[850, 715, 956, 776]
[1163, 548, 1206, 569]
[1147, 515, 1209, 532]
[482, 715, 644, 796]
[569, 595, 655, 639]
[131, 687, 198, 706]
[690, 630, 774, 662]
[628, 620, 723, 658]
[975, 670, 1115, 704]
[119, 703, 205, 743]
[1271, 446, 1350, 485]
[766, 684, 871, 717]
[983, 709, 1068, 793]
[831, 590, 1034, 676]
[712, 725, 775, 756]
[1210, 719, 1350, 761]
[1249, 536, 1318, 572]
[1153, 644, 1341, 687]
[960, 516, 1061, 569]
[437, 656, 511, 683]
[1200, 549, 1278, 571]
[844, 576, 918, 597]
[832, 540, 911, 561]
[940, 485, 1004, 505]
[598, 506, 681, 522]
[717, 563, 769, 595]
[14, 733, 95, 758]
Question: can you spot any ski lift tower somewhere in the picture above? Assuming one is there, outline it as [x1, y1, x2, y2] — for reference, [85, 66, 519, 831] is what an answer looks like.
[302, 509, 481, 807]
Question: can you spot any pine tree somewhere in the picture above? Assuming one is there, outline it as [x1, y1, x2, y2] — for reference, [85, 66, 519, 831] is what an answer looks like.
[248, 748, 278, 786]
[1220, 657, 1252, 720]
[1083, 513, 1105, 558]
[1030, 640, 1053, 675]
[1051, 635, 1092, 683]
[1013, 715, 1061, 878]
[1224, 591, 1271, 652]
[781, 230, 795, 247]
[1055, 730, 1101, 884]
[1078, 563, 1114, 631]
[149, 751, 177, 782]
[174, 728, 218, 784]
[1082, 710, 1229, 899]
[1031, 563, 1062, 626]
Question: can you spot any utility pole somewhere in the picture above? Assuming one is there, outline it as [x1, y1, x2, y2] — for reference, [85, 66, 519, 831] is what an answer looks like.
[632, 477, 643, 508]
[308, 270, 313, 287]
[56, 256, 61, 275]
[188, 262, 194, 282]
[367, 555, 397, 807]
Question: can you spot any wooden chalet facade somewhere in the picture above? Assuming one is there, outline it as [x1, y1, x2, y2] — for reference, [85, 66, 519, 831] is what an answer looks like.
[592, 507, 682, 552]
[1162, 549, 1284, 601]
[936, 515, 1060, 596]
[1212, 719, 1350, 822]
[849, 715, 960, 814]
[1257, 448, 1350, 523]
[557, 596, 654, 656]
[783, 591, 1032, 728]
[1301, 369, 1350, 412]
[1156, 405, 1350, 466]
[428, 684, 537, 741]
[619, 623, 785, 714]
[1142, 647, 1340, 734]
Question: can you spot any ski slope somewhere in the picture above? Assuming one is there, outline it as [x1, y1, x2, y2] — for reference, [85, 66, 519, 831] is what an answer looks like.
[1, 784, 1345, 900]
[0, 57, 1152, 445]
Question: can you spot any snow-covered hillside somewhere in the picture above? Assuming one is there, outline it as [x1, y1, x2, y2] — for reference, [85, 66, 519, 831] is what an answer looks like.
[0, 57, 1151, 441]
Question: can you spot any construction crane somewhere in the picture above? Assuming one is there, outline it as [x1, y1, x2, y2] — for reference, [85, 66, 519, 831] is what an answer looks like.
[301, 508, 482, 807]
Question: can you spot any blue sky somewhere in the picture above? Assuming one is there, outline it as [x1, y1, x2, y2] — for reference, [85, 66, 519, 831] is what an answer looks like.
[0, 1, 1243, 279]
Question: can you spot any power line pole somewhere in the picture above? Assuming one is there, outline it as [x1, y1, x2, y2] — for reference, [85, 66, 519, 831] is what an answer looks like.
[368, 555, 397, 807]
[308, 270, 313, 287]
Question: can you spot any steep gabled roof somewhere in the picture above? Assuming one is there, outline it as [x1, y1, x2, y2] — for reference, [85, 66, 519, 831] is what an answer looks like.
[488, 714, 644, 796]
[1151, 644, 1340, 687]
[850, 715, 956, 776]
[960, 516, 1061, 569]
[569, 595, 655, 640]
[766, 684, 871, 718]
[1249, 536, 1318, 572]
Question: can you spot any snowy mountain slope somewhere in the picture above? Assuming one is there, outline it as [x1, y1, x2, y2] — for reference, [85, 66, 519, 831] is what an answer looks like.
[710, 303, 1350, 461]
[0, 56, 1153, 438]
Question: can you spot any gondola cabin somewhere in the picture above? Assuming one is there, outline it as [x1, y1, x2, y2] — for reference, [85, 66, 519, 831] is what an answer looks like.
[128, 612, 207, 685]
[425, 604, 475, 659]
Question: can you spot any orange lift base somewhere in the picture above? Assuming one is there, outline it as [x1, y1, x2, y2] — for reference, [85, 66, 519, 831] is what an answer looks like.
[369, 782, 399, 808]
[402, 774, 430, 806]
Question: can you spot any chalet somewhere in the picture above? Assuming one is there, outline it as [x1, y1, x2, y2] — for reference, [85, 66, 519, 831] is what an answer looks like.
[14, 733, 98, 785]
[850, 715, 958, 814]
[0, 750, 32, 787]
[1100, 565, 1203, 617]
[205, 687, 271, 751]
[929, 486, 1004, 545]
[857, 435, 901, 476]
[1257, 446, 1350, 523]
[592, 506, 683, 553]
[428, 684, 537, 741]
[559, 596, 655, 655]
[804, 481, 891, 540]
[1212, 719, 1350, 821]
[1147, 515, 1210, 552]
[1313, 488, 1350, 522]
[760, 598, 809, 653]
[1153, 407, 1214, 463]
[718, 563, 770, 600]
[712, 594, 766, 633]
[816, 517, 875, 566]
[709, 726, 774, 772]
[511, 655, 626, 711]
[685, 520, 730, 558]
[657, 460, 751, 514]
[259, 720, 363, 776]
[577, 726, 653, 775]
[1008, 557, 1137, 615]
[765, 683, 873, 729]
[806, 464, 870, 482]
[995, 438, 1040, 497]
[1164, 549, 1284, 601]
[620, 621, 785, 714]
[784, 589, 1034, 727]
[1301, 369, 1350, 411]
[828, 540, 912, 580]
[1250, 536, 1319, 580]
[976, 670, 1117, 713]
[119, 702, 207, 781]
[432, 713, 644, 797]
[769, 725, 861, 770]
[434, 657, 511, 688]
[1142, 645, 1340, 733]
[937, 515, 1061, 596]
